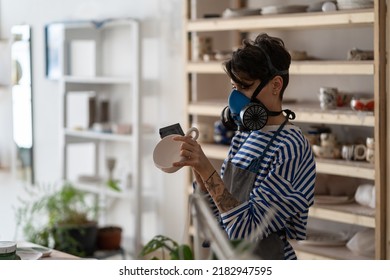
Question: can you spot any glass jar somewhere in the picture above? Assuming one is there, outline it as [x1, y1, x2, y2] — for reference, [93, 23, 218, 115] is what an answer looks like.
[0, 241, 17, 260]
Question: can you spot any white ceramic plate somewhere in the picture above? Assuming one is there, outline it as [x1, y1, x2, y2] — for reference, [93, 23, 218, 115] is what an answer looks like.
[29, 246, 53, 257]
[222, 8, 261, 18]
[16, 247, 44, 260]
[337, 0, 373, 10]
[315, 195, 355, 205]
[261, 5, 308, 15]
[298, 230, 348, 246]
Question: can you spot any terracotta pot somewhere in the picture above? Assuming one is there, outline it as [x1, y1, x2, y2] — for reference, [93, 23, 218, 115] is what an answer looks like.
[96, 226, 122, 250]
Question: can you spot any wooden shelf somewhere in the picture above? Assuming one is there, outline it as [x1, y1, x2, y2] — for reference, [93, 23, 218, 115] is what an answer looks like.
[188, 101, 375, 127]
[290, 240, 372, 260]
[202, 143, 374, 179]
[315, 158, 374, 180]
[187, 9, 374, 32]
[310, 203, 375, 228]
[289, 103, 375, 127]
[186, 60, 374, 75]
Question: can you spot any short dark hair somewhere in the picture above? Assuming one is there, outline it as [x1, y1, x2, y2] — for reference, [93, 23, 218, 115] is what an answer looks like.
[223, 33, 291, 98]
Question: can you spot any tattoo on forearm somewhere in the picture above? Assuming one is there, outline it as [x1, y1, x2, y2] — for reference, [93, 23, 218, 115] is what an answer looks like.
[205, 174, 240, 212]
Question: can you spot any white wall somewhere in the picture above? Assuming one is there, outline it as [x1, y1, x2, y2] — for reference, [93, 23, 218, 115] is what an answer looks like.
[0, 0, 188, 247]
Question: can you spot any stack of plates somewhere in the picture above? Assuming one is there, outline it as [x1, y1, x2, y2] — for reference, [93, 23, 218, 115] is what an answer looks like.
[261, 5, 308, 15]
[298, 229, 349, 246]
[337, 0, 374, 10]
[222, 8, 261, 18]
[315, 195, 355, 205]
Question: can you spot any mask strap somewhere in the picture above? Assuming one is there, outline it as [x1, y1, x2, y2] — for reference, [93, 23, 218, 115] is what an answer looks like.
[250, 78, 270, 102]
[250, 45, 289, 102]
[251, 96, 283, 117]
[283, 109, 296, 120]
[256, 45, 289, 77]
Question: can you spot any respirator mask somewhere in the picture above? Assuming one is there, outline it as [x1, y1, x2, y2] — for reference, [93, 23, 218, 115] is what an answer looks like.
[221, 46, 291, 131]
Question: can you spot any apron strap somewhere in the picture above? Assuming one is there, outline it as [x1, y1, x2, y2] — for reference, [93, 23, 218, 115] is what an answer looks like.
[247, 113, 291, 173]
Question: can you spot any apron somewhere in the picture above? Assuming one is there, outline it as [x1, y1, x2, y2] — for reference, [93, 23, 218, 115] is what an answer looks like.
[222, 119, 289, 260]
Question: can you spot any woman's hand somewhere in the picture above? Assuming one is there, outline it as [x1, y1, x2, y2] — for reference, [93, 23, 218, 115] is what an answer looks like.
[172, 134, 214, 181]
[173, 134, 240, 213]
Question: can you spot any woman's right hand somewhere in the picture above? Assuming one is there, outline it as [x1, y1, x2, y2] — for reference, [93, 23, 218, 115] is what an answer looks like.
[172, 134, 215, 181]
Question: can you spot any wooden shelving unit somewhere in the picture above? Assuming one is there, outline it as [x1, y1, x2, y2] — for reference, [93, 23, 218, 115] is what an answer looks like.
[184, 0, 387, 260]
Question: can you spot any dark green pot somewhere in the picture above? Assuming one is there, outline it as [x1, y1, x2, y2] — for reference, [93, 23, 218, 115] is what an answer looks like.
[53, 222, 98, 257]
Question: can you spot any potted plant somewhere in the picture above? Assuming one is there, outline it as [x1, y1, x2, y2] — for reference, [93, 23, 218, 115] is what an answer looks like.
[15, 182, 99, 257]
[96, 226, 122, 251]
[139, 235, 194, 260]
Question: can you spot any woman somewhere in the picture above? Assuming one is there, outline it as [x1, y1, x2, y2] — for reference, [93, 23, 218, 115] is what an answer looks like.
[173, 33, 316, 260]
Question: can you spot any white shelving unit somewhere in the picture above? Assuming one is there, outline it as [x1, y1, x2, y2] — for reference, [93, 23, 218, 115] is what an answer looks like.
[51, 18, 144, 256]
[184, 0, 387, 259]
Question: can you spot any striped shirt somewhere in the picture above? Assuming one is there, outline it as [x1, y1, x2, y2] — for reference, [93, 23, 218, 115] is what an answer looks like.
[204, 124, 316, 260]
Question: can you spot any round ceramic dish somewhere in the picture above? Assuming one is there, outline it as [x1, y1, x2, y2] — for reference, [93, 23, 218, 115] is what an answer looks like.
[222, 8, 261, 18]
[298, 230, 348, 246]
[261, 5, 308, 15]
[312, 145, 341, 159]
[350, 98, 374, 111]
[0, 241, 17, 260]
[315, 195, 355, 205]
[337, 0, 373, 10]
[16, 247, 43, 260]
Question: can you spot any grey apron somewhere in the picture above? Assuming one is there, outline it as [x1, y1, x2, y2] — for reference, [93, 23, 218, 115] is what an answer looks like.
[222, 119, 289, 260]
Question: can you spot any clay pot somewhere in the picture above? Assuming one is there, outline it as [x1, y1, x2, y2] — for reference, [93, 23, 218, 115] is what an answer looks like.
[96, 226, 122, 250]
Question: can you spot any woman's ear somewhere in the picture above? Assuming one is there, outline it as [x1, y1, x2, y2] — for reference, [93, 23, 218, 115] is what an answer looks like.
[271, 76, 283, 94]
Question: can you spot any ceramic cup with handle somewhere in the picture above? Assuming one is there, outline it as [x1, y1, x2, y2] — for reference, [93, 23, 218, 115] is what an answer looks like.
[153, 127, 199, 173]
[341, 145, 355, 160]
[353, 144, 367, 161]
[319, 87, 338, 110]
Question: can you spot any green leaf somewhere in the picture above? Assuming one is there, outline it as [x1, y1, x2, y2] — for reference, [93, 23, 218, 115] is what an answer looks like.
[139, 235, 193, 260]
[177, 244, 194, 260]
[106, 179, 121, 192]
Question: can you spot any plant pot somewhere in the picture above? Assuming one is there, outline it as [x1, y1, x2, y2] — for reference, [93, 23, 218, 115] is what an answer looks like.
[96, 226, 122, 250]
[53, 221, 98, 257]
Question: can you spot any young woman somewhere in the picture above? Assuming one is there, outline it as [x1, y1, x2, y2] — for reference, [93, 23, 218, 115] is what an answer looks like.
[173, 33, 316, 260]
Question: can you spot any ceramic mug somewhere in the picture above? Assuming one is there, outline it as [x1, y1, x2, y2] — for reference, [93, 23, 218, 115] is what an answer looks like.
[366, 148, 375, 163]
[319, 87, 338, 110]
[366, 137, 375, 149]
[341, 145, 355, 160]
[354, 144, 367, 161]
[320, 133, 336, 147]
[153, 127, 199, 173]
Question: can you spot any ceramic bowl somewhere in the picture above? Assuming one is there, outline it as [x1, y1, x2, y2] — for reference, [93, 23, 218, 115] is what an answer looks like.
[350, 98, 374, 111]
[222, 8, 261, 18]
[312, 145, 340, 159]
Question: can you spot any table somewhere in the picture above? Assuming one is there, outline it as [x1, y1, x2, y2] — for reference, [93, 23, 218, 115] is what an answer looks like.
[16, 241, 80, 260]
